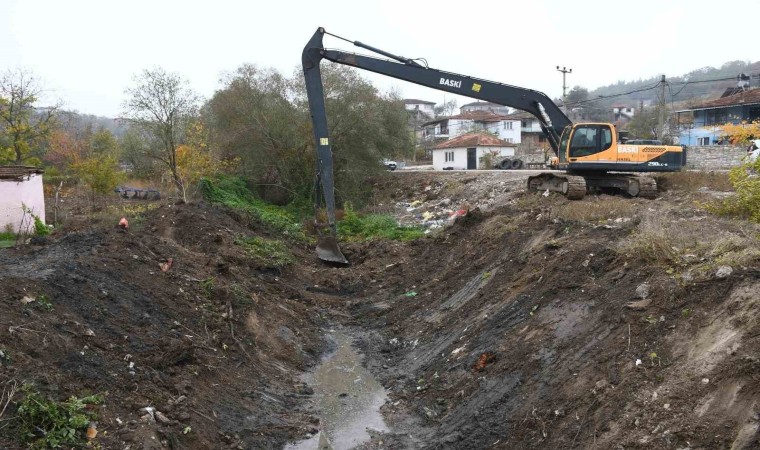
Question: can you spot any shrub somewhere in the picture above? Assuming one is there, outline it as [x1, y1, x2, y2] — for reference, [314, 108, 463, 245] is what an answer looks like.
[17, 386, 102, 449]
[707, 159, 760, 221]
[33, 216, 50, 236]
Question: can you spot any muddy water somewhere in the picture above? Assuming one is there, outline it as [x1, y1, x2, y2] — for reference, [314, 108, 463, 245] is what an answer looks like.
[285, 331, 389, 450]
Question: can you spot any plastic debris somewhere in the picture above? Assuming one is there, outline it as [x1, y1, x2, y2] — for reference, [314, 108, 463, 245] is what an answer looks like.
[404, 291, 418, 297]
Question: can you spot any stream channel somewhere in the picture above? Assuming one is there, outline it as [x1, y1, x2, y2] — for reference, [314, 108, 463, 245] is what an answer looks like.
[285, 330, 389, 450]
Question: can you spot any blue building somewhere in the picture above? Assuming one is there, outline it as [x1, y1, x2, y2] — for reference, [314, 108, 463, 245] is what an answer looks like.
[676, 89, 760, 145]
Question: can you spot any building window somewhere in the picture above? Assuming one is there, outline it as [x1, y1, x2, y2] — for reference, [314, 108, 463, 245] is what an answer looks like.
[522, 120, 529, 128]
[444, 151, 454, 162]
[697, 137, 710, 146]
[503, 121, 513, 130]
[505, 138, 513, 143]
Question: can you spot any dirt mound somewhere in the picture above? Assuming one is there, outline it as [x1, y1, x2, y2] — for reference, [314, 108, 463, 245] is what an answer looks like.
[0, 202, 326, 449]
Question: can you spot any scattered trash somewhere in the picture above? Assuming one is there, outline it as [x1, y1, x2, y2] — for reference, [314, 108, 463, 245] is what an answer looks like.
[473, 352, 495, 372]
[663, 403, 670, 410]
[701, 378, 710, 384]
[404, 291, 418, 297]
[542, 189, 550, 197]
[715, 265, 733, 278]
[86, 422, 98, 439]
[118, 217, 129, 230]
[635, 359, 642, 367]
[183, 426, 192, 435]
[159, 258, 174, 272]
[20, 295, 35, 305]
[450, 209, 468, 219]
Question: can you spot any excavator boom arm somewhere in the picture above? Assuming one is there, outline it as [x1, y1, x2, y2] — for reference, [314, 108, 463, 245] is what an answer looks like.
[302, 27, 572, 264]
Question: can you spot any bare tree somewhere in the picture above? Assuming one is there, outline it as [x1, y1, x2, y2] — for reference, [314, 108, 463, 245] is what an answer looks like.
[0, 69, 60, 165]
[122, 68, 199, 196]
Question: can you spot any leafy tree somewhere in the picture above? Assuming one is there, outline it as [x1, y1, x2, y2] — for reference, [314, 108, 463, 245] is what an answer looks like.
[206, 64, 411, 206]
[718, 120, 760, 145]
[122, 67, 199, 196]
[434, 99, 458, 117]
[565, 86, 589, 105]
[0, 69, 59, 165]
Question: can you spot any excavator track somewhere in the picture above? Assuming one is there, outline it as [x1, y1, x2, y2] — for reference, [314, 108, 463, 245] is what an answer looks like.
[527, 173, 587, 200]
[581, 173, 659, 199]
[634, 176, 658, 199]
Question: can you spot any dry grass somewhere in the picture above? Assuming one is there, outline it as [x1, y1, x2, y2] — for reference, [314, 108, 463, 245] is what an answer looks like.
[617, 214, 760, 271]
[550, 196, 643, 223]
[655, 171, 733, 193]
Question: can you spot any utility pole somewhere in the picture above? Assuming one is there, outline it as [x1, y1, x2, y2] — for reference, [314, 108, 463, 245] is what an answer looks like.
[556, 66, 572, 104]
[657, 75, 666, 141]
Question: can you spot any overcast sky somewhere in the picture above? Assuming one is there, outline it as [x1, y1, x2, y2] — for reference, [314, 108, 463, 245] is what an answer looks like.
[1, 0, 757, 117]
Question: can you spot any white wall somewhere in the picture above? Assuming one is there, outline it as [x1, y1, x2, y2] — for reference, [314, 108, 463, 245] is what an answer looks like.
[0, 174, 46, 234]
[433, 146, 516, 170]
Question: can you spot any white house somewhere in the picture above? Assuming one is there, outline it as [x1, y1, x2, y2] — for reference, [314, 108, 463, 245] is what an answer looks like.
[432, 133, 516, 170]
[423, 111, 521, 144]
[404, 99, 436, 119]
[0, 166, 45, 234]
[460, 101, 512, 116]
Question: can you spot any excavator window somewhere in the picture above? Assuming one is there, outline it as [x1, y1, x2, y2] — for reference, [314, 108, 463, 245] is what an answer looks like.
[569, 125, 613, 157]
[569, 126, 599, 157]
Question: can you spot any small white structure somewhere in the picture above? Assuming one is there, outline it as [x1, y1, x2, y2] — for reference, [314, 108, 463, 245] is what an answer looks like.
[0, 166, 45, 234]
[432, 133, 516, 170]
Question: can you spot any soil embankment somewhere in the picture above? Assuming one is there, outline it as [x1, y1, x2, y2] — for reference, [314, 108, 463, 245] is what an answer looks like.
[1, 171, 759, 449]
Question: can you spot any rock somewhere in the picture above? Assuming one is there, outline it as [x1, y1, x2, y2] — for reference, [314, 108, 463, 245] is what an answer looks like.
[635, 283, 650, 299]
[626, 298, 652, 310]
[155, 411, 171, 424]
[716, 265, 733, 278]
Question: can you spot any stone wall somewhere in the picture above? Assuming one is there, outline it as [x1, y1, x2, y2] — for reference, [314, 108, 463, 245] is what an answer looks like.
[684, 145, 746, 170]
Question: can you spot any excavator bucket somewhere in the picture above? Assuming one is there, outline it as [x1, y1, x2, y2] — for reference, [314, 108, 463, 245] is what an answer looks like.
[316, 235, 349, 265]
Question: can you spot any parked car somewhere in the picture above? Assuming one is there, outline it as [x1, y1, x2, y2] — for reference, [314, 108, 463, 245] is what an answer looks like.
[383, 159, 397, 171]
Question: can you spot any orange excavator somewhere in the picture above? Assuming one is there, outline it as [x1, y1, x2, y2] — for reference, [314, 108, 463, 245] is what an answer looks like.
[303, 27, 685, 264]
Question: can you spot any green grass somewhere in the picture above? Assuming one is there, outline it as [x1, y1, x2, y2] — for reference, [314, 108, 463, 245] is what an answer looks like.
[236, 236, 294, 268]
[0, 231, 13, 248]
[200, 176, 305, 239]
[17, 385, 103, 449]
[338, 206, 424, 241]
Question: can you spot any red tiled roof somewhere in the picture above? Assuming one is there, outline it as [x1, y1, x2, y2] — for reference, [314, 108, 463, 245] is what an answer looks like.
[0, 166, 44, 181]
[685, 88, 760, 110]
[433, 133, 513, 149]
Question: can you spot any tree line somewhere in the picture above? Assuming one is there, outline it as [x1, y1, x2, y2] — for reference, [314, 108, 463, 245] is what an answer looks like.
[0, 64, 412, 205]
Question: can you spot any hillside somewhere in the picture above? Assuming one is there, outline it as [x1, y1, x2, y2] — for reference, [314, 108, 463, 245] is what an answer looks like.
[582, 60, 760, 108]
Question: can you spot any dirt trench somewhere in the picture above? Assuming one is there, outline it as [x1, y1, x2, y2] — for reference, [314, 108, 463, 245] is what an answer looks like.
[1, 173, 759, 449]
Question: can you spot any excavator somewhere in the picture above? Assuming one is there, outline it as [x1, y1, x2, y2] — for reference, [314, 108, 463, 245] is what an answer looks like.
[302, 27, 685, 264]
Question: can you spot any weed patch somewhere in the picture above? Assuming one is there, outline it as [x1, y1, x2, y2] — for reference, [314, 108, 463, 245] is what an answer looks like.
[338, 206, 424, 241]
[236, 236, 294, 268]
[200, 177, 305, 239]
[17, 385, 103, 449]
